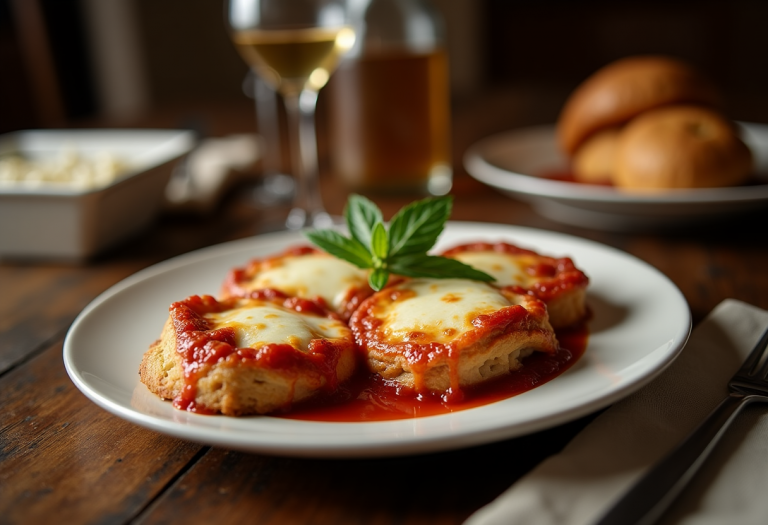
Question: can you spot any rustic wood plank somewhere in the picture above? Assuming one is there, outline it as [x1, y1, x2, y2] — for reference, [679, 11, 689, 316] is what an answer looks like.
[0, 263, 141, 373]
[133, 416, 595, 525]
[2, 92, 767, 525]
[0, 341, 203, 525]
[617, 219, 768, 324]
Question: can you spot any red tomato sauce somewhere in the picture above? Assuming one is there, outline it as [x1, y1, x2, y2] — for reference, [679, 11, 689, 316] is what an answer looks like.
[276, 322, 588, 422]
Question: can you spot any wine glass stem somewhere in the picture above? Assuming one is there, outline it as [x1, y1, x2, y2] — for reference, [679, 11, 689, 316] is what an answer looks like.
[283, 89, 331, 230]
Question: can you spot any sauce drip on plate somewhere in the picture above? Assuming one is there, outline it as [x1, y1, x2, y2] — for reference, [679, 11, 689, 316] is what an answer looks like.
[277, 323, 588, 422]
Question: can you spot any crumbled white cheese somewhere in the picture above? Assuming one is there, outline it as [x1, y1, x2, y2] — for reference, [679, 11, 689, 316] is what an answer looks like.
[0, 149, 129, 190]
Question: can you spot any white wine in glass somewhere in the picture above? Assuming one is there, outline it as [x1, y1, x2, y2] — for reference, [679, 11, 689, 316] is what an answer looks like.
[227, 0, 356, 229]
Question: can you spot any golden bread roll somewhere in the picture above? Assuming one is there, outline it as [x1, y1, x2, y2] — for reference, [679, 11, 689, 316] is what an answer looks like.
[613, 105, 753, 190]
[572, 127, 621, 184]
[558, 55, 720, 156]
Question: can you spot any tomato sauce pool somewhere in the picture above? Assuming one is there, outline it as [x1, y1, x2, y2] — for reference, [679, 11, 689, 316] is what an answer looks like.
[277, 323, 588, 422]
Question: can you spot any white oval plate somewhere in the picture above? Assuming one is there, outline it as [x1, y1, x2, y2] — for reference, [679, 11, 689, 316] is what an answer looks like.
[464, 123, 768, 231]
[63, 222, 691, 458]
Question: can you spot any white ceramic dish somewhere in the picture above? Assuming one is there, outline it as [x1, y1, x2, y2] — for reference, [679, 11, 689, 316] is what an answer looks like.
[63, 222, 691, 458]
[464, 123, 768, 231]
[0, 129, 196, 260]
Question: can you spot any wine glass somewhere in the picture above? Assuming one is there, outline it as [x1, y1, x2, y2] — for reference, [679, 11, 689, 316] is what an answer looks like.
[227, 0, 356, 230]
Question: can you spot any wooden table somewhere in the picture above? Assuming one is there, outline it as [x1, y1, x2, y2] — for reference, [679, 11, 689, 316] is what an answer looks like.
[2, 89, 767, 525]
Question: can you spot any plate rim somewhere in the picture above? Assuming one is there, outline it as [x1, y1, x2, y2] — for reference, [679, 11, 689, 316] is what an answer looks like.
[463, 122, 768, 206]
[63, 222, 692, 457]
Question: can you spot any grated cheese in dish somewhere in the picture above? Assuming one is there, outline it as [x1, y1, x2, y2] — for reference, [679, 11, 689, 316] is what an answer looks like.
[0, 149, 129, 190]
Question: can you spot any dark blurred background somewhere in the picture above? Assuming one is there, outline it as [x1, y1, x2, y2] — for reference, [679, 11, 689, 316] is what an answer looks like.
[2, 0, 767, 134]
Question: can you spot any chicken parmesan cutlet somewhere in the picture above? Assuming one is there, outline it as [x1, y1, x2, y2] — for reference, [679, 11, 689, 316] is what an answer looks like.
[139, 294, 356, 415]
[221, 246, 373, 321]
[441, 242, 589, 328]
[349, 278, 559, 400]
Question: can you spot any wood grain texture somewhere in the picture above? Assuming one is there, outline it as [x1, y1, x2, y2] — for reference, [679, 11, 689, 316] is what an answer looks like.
[0, 263, 142, 373]
[0, 341, 203, 525]
[1, 91, 767, 525]
[133, 416, 595, 525]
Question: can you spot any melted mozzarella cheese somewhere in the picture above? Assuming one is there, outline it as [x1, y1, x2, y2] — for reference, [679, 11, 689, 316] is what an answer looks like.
[450, 251, 540, 287]
[245, 254, 367, 311]
[381, 279, 511, 344]
[207, 304, 349, 351]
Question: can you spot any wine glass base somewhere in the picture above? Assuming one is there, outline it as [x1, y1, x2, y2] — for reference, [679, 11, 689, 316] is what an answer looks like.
[252, 173, 294, 205]
[285, 208, 336, 230]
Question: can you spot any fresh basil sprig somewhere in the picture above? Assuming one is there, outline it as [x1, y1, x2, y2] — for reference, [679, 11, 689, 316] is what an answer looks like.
[305, 194, 495, 291]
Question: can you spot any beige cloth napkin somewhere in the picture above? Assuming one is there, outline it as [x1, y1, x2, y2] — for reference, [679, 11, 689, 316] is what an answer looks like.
[465, 299, 768, 525]
[164, 134, 262, 214]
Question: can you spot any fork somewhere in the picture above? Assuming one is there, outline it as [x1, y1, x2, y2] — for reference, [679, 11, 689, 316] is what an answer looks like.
[594, 325, 768, 525]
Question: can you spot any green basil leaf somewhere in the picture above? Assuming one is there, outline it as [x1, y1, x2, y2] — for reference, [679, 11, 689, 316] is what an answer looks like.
[388, 254, 495, 281]
[388, 196, 452, 258]
[371, 222, 389, 261]
[345, 194, 383, 249]
[307, 194, 493, 288]
[304, 229, 373, 269]
[369, 268, 390, 291]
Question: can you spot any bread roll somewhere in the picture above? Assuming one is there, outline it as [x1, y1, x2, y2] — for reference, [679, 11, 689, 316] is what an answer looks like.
[572, 127, 621, 184]
[558, 56, 721, 156]
[613, 105, 753, 190]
